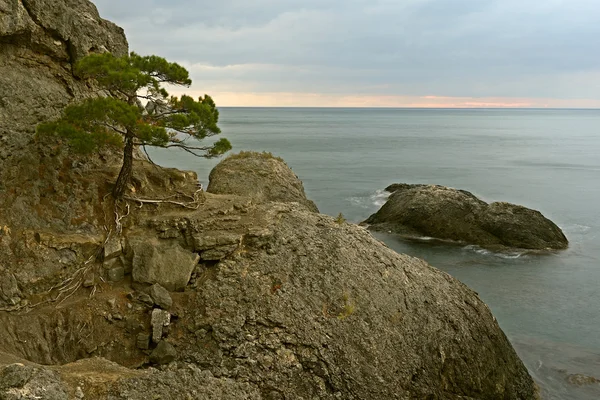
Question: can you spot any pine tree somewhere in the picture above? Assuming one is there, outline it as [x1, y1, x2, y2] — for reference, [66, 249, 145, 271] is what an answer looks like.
[37, 52, 231, 198]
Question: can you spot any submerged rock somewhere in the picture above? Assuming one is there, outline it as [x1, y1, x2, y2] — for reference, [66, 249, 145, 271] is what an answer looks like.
[207, 151, 319, 212]
[364, 183, 568, 250]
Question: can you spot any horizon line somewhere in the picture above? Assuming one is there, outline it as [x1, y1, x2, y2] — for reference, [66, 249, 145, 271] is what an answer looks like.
[217, 106, 600, 110]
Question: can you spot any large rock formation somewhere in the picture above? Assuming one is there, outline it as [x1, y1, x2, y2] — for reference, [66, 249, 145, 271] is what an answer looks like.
[207, 151, 319, 212]
[364, 184, 568, 251]
[0, 1, 540, 398]
[0, 194, 539, 399]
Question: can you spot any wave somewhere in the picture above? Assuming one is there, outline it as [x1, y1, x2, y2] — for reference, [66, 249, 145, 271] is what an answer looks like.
[347, 189, 391, 210]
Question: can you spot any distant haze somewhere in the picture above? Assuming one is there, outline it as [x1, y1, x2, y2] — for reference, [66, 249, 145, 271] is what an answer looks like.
[94, 0, 600, 108]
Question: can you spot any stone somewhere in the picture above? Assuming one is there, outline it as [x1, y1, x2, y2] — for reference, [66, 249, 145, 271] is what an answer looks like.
[103, 237, 122, 260]
[82, 271, 95, 288]
[107, 266, 125, 282]
[207, 151, 319, 212]
[151, 308, 171, 343]
[364, 183, 568, 251]
[136, 333, 150, 350]
[131, 238, 199, 291]
[137, 293, 154, 307]
[125, 318, 143, 334]
[0, 363, 68, 399]
[0, 268, 22, 307]
[149, 341, 177, 365]
[149, 283, 173, 310]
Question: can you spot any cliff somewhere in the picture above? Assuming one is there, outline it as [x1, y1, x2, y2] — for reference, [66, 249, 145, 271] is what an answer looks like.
[0, 1, 539, 399]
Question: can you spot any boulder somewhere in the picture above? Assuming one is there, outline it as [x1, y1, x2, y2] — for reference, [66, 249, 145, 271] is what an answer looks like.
[207, 151, 319, 212]
[130, 238, 199, 291]
[364, 183, 568, 250]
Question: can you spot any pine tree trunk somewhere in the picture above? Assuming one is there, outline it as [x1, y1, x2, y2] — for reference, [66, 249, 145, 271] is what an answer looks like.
[112, 135, 134, 198]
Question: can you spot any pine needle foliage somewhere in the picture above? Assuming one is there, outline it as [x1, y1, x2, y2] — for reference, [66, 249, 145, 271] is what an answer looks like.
[37, 52, 232, 198]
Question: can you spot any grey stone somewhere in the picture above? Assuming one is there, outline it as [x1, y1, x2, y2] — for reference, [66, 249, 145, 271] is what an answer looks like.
[137, 293, 154, 307]
[364, 183, 568, 251]
[0, 268, 22, 307]
[131, 238, 199, 291]
[149, 283, 172, 310]
[151, 308, 170, 343]
[107, 266, 125, 282]
[149, 341, 177, 365]
[103, 237, 122, 260]
[0, 363, 67, 399]
[136, 333, 150, 350]
[82, 271, 95, 288]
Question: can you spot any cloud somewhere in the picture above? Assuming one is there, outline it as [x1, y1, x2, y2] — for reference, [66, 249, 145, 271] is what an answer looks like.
[93, 0, 600, 106]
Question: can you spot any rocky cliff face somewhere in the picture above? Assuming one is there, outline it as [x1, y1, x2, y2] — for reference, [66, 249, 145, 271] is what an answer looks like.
[0, 1, 540, 399]
[0, 0, 128, 157]
[0, 0, 128, 308]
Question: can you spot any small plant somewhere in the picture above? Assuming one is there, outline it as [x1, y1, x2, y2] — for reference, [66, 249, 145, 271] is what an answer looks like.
[337, 292, 356, 320]
[226, 151, 284, 163]
[334, 213, 346, 224]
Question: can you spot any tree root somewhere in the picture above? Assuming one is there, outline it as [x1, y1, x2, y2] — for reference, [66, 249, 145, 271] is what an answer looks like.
[124, 189, 204, 210]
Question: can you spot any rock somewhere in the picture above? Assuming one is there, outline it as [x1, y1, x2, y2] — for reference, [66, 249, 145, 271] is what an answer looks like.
[151, 309, 171, 343]
[136, 333, 150, 350]
[82, 271, 95, 288]
[103, 237, 122, 260]
[131, 238, 199, 291]
[152, 202, 536, 399]
[0, 363, 68, 399]
[207, 151, 319, 212]
[0, 0, 127, 157]
[566, 373, 600, 385]
[364, 183, 568, 250]
[107, 266, 125, 282]
[149, 283, 173, 310]
[137, 293, 154, 307]
[0, 267, 22, 307]
[149, 341, 177, 365]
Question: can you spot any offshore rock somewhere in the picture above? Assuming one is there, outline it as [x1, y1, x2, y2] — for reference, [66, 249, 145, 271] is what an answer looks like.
[207, 151, 319, 212]
[364, 183, 568, 251]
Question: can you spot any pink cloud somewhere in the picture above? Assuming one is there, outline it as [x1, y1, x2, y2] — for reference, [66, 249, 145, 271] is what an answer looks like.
[167, 88, 600, 109]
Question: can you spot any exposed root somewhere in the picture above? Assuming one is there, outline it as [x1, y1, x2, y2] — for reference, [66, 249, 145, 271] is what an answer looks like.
[124, 189, 204, 210]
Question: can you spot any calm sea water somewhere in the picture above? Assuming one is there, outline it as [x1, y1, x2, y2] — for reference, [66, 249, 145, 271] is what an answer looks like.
[151, 108, 600, 399]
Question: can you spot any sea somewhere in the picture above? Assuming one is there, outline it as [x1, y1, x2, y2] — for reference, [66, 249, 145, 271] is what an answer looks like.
[150, 107, 600, 399]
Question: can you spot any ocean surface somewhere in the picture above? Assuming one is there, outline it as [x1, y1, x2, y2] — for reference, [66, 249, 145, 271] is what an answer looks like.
[150, 107, 600, 399]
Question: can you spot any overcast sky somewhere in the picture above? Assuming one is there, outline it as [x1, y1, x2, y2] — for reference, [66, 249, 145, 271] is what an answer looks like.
[93, 0, 600, 107]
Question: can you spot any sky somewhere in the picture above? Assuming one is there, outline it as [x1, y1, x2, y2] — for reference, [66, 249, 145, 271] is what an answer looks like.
[93, 0, 600, 108]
